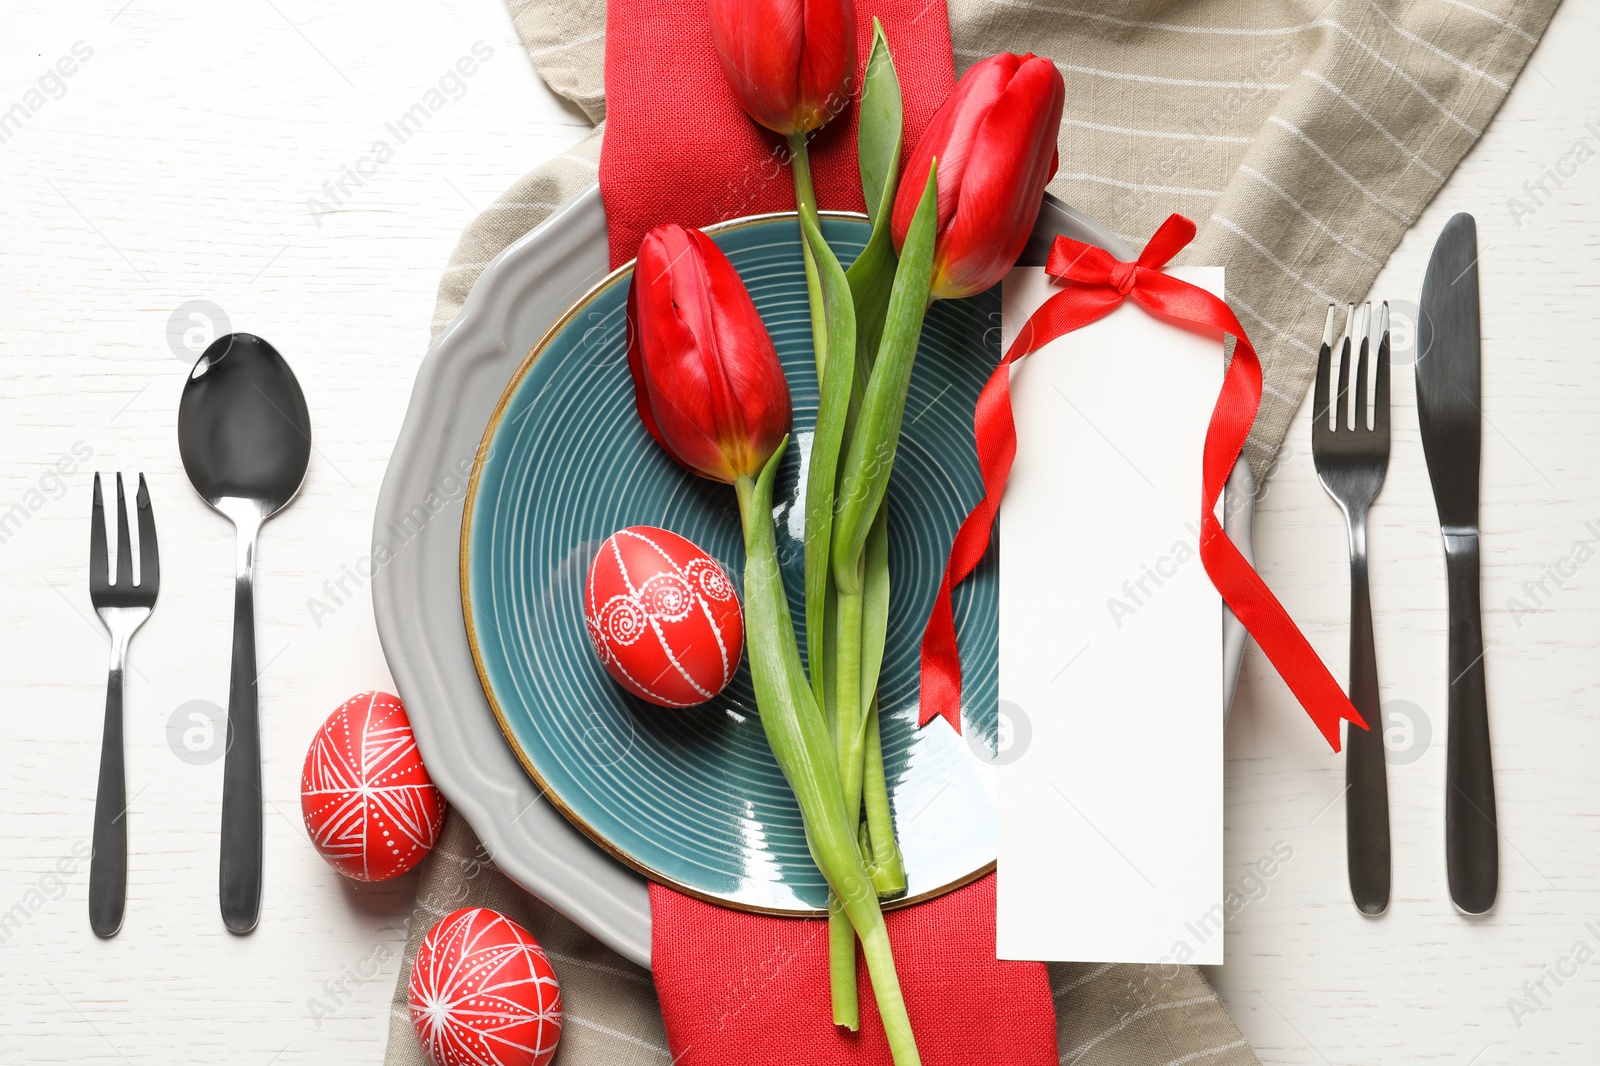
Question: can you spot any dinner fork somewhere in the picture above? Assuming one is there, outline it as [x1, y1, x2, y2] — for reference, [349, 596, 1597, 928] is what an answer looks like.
[1312, 303, 1391, 916]
[88, 472, 160, 937]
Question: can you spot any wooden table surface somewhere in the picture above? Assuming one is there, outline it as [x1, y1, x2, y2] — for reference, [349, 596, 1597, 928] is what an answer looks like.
[2, 1, 1595, 1063]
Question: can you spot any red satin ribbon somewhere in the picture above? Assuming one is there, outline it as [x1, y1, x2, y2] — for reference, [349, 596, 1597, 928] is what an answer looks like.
[917, 213, 1367, 751]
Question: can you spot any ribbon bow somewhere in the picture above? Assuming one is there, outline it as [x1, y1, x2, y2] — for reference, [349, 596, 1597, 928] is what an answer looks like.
[918, 214, 1367, 751]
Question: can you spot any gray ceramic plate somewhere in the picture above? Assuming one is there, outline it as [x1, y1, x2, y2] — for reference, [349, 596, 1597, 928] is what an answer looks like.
[373, 184, 1253, 968]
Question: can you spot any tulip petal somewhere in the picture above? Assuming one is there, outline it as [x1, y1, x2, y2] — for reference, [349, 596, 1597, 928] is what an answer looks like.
[626, 224, 791, 484]
[625, 280, 671, 455]
[709, 0, 852, 135]
[892, 52, 1065, 300]
[697, 230, 768, 475]
[709, 0, 802, 133]
[933, 57, 1064, 298]
[797, 0, 855, 131]
[641, 228, 731, 479]
[891, 54, 1018, 251]
[926, 55, 1019, 236]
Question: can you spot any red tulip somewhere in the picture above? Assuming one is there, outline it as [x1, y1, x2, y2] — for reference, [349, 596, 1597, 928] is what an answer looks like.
[708, 0, 855, 136]
[627, 224, 792, 484]
[892, 53, 1065, 300]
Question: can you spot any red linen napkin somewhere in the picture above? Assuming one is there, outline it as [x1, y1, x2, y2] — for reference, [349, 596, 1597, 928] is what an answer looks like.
[650, 875, 1054, 1064]
[601, 0, 954, 265]
[602, 0, 1055, 1061]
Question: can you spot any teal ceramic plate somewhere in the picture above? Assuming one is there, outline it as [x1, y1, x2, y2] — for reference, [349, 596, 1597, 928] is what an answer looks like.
[463, 212, 1000, 914]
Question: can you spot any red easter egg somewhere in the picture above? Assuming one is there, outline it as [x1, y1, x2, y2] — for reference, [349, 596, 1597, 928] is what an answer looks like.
[584, 525, 743, 706]
[300, 691, 446, 882]
[408, 907, 563, 1066]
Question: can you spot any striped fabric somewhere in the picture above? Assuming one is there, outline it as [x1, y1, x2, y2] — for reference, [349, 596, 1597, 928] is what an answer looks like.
[392, 2, 1556, 1064]
[946, 0, 1559, 479]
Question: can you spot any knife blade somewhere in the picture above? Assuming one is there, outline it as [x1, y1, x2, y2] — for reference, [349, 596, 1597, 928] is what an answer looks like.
[1416, 212, 1497, 914]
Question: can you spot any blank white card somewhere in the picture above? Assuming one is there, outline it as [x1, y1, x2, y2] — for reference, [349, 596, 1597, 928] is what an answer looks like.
[995, 265, 1224, 965]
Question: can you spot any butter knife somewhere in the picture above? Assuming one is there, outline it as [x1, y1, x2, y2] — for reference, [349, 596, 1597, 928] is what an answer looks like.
[1416, 212, 1497, 914]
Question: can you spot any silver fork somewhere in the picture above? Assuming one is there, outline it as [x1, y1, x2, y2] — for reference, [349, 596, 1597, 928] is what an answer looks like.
[1312, 303, 1392, 916]
[88, 472, 160, 937]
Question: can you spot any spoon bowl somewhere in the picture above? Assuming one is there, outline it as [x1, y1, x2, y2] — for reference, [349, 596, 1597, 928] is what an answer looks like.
[178, 333, 311, 515]
[178, 333, 310, 934]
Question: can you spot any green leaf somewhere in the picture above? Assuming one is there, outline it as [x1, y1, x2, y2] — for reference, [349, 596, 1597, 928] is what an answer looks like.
[858, 506, 890, 710]
[831, 162, 939, 590]
[857, 19, 902, 229]
[846, 20, 903, 370]
[736, 443, 846, 847]
[845, 231, 896, 380]
[797, 210, 857, 715]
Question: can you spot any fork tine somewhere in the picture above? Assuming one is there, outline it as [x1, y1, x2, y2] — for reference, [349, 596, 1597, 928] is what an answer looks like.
[1373, 301, 1392, 438]
[1335, 303, 1354, 431]
[114, 473, 134, 588]
[90, 473, 108, 594]
[135, 474, 160, 593]
[1353, 302, 1372, 430]
[1313, 304, 1335, 438]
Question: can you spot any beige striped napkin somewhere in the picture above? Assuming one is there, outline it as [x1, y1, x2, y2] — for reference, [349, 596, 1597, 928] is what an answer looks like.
[390, 2, 1556, 1063]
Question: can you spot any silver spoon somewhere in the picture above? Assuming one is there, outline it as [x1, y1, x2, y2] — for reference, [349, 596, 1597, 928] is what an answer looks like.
[178, 333, 310, 934]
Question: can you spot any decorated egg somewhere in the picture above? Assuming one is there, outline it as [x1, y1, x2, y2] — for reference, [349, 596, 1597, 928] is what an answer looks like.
[584, 525, 743, 706]
[300, 691, 446, 882]
[408, 907, 563, 1066]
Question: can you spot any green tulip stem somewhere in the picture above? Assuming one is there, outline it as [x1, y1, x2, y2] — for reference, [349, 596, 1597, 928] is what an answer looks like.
[788, 132, 819, 221]
[834, 583, 866, 818]
[836, 569, 905, 884]
[862, 694, 906, 893]
[788, 132, 828, 383]
[827, 895, 857, 1029]
[795, 208, 856, 723]
[735, 444, 921, 1066]
[791, 99, 917, 1049]
[795, 206, 867, 1029]
[855, 504, 899, 880]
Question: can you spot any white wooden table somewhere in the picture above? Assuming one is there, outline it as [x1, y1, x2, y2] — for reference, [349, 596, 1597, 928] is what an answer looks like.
[1, 2, 1595, 1063]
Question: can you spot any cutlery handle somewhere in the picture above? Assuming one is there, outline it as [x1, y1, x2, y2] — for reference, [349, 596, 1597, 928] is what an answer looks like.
[1345, 535, 1391, 915]
[220, 527, 263, 934]
[1443, 532, 1497, 913]
[89, 654, 128, 937]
